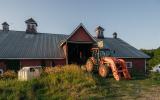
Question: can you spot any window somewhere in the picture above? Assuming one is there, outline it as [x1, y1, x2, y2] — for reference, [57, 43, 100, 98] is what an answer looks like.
[99, 51, 106, 57]
[126, 62, 132, 68]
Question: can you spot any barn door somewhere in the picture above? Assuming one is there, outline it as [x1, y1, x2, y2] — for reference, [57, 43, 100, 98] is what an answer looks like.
[68, 43, 92, 65]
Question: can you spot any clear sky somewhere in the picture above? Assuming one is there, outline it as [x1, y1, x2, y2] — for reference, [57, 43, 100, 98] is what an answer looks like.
[0, 0, 159, 49]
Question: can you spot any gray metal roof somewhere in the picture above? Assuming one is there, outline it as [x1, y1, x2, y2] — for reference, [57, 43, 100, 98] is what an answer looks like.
[0, 30, 149, 59]
[97, 38, 150, 58]
[0, 30, 68, 59]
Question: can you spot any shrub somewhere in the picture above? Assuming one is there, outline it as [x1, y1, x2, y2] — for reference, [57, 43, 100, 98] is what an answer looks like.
[43, 66, 63, 75]
[43, 67, 55, 74]
[0, 64, 114, 99]
[43, 64, 95, 84]
[149, 72, 160, 81]
[0, 70, 17, 79]
[39, 64, 97, 99]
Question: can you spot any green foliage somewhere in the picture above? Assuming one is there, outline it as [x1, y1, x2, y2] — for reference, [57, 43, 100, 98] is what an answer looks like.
[141, 48, 160, 68]
[149, 49, 160, 67]
[141, 49, 154, 58]
[149, 72, 160, 82]
[0, 65, 160, 99]
[0, 65, 97, 99]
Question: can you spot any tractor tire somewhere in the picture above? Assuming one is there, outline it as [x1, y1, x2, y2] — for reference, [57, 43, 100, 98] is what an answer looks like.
[99, 64, 109, 78]
[86, 59, 94, 72]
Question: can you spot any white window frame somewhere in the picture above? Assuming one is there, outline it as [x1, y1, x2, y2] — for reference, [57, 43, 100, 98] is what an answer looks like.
[126, 62, 132, 68]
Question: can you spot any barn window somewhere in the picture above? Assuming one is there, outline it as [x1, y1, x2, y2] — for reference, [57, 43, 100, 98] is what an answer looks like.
[126, 62, 132, 68]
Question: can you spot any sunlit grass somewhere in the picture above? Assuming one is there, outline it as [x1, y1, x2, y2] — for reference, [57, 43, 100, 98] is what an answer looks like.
[0, 64, 159, 99]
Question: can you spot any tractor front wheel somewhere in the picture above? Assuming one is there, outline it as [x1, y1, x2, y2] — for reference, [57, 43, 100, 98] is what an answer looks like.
[99, 64, 109, 78]
[86, 59, 94, 72]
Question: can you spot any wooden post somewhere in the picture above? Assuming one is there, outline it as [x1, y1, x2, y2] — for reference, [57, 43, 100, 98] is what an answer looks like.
[66, 41, 68, 65]
[145, 59, 146, 73]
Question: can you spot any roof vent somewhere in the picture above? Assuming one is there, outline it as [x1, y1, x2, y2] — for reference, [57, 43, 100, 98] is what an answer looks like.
[25, 18, 38, 33]
[113, 32, 117, 39]
[2, 22, 9, 32]
[95, 26, 104, 39]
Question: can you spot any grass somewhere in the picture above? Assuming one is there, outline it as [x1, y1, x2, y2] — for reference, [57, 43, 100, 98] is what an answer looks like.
[0, 64, 160, 100]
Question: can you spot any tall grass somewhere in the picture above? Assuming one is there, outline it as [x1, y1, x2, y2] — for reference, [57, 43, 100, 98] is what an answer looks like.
[0, 64, 159, 100]
[0, 65, 98, 99]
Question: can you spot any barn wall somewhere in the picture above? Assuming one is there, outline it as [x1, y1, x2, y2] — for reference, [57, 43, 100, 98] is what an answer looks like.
[53, 59, 66, 66]
[123, 58, 146, 75]
[68, 26, 93, 42]
[0, 59, 66, 71]
[20, 59, 42, 67]
[20, 59, 66, 67]
[0, 58, 146, 75]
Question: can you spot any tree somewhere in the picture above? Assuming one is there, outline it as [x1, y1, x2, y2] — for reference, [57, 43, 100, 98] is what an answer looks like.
[141, 48, 160, 69]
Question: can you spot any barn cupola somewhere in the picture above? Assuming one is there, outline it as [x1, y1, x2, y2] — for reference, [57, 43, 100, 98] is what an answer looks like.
[95, 26, 104, 39]
[2, 22, 9, 32]
[25, 18, 38, 33]
[113, 32, 117, 39]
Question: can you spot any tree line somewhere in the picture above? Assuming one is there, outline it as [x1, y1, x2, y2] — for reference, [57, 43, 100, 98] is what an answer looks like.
[141, 47, 160, 69]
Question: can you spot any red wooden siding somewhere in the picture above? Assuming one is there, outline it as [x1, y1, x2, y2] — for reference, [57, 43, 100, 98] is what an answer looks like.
[68, 26, 93, 42]
[53, 59, 66, 66]
[123, 58, 145, 74]
[0, 58, 145, 76]
[20, 60, 42, 67]
[20, 59, 66, 67]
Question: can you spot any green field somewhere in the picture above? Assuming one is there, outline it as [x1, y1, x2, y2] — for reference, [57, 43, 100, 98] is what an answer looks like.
[0, 65, 160, 100]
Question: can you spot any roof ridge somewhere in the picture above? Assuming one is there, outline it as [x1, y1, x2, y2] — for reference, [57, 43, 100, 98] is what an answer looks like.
[0, 30, 69, 36]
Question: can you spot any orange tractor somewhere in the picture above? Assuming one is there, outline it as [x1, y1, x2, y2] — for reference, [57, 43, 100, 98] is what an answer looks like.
[85, 48, 131, 81]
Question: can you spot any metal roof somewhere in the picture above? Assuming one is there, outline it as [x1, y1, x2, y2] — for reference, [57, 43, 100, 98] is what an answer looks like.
[97, 38, 150, 58]
[0, 30, 149, 59]
[0, 30, 68, 59]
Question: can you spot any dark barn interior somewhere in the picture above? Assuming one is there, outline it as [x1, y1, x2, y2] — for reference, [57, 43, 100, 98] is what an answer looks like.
[68, 43, 92, 65]
[6, 60, 20, 71]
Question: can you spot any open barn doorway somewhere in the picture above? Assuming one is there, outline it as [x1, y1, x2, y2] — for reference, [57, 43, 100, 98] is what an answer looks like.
[6, 60, 20, 71]
[68, 43, 92, 65]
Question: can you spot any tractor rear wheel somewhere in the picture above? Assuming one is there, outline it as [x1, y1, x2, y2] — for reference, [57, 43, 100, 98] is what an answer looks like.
[86, 59, 94, 72]
[99, 64, 109, 78]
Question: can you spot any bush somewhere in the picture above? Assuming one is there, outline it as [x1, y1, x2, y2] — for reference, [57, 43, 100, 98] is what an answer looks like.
[0, 65, 98, 99]
[0, 70, 17, 79]
[43, 66, 63, 74]
[42, 64, 95, 84]
[43, 67, 55, 74]
[37, 64, 97, 99]
[149, 72, 160, 81]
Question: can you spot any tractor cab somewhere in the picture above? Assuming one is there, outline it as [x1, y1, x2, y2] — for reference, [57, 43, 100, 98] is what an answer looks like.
[91, 48, 115, 59]
[89, 47, 115, 67]
[99, 48, 114, 57]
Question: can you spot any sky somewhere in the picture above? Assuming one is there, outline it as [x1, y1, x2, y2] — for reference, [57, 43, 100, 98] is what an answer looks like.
[0, 0, 159, 49]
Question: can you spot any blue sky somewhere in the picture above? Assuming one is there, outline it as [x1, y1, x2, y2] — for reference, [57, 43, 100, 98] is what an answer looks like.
[0, 0, 159, 49]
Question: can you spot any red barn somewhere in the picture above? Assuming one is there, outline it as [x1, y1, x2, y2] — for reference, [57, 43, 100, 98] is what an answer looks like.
[0, 18, 149, 75]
